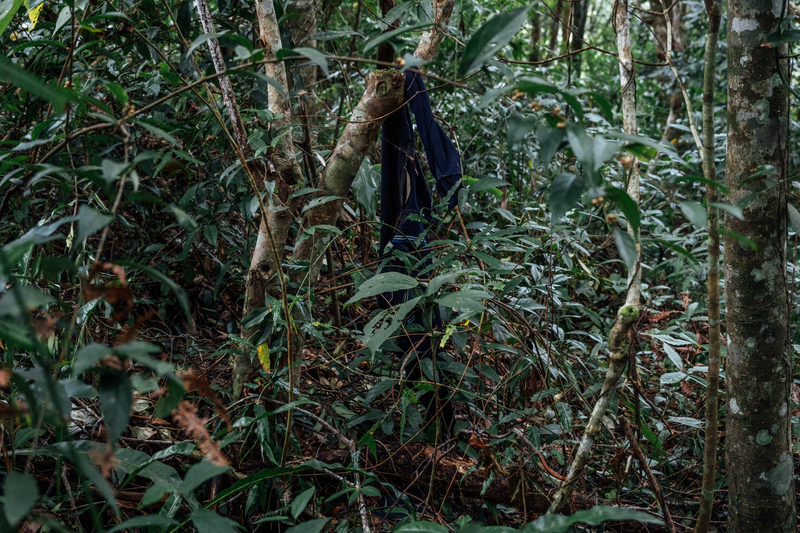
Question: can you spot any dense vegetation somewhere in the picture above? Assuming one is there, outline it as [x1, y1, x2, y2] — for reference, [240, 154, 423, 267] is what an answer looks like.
[0, 0, 798, 531]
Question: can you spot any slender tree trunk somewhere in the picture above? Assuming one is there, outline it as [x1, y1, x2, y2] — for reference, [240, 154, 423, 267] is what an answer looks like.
[529, 11, 541, 62]
[233, 0, 305, 400]
[548, 0, 563, 52]
[694, 5, 720, 533]
[549, 0, 642, 512]
[725, 0, 795, 531]
[570, 0, 588, 76]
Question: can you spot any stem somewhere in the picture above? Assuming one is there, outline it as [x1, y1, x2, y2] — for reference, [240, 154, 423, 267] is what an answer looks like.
[695, 2, 721, 532]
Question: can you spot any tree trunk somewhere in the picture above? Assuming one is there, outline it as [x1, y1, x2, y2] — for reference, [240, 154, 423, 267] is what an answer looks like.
[570, 0, 588, 76]
[548, 0, 563, 52]
[724, 1, 795, 531]
[529, 11, 541, 62]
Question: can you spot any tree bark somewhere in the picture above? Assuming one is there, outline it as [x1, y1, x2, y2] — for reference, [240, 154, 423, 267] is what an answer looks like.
[724, 0, 795, 531]
[529, 11, 541, 62]
[570, 0, 588, 76]
[234, 0, 305, 400]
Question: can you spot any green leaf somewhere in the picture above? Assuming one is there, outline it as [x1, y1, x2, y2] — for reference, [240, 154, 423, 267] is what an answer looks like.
[181, 460, 231, 494]
[468, 177, 509, 194]
[76, 204, 113, 242]
[507, 110, 537, 146]
[284, 518, 330, 533]
[3, 471, 37, 526]
[604, 187, 640, 234]
[523, 505, 662, 532]
[614, 230, 637, 272]
[351, 158, 380, 219]
[363, 296, 422, 354]
[679, 201, 707, 229]
[135, 119, 183, 147]
[789, 203, 800, 234]
[537, 126, 566, 165]
[98, 370, 133, 445]
[709, 202, 744, 221]
[517, 78, 584, 121]
[436, 289, 491, 311]
[0, 0, 23, 36]
[345, 272, 418, 305]
[0, 55, 72, 113]
[291, 486, 316, 519]
[114, 260, 191, 319]
[301, 195, 343, 213]
[365, 379, 394, 404]
[187, 31, 226, 56]
[227, 69, 286, 101]
[458, 5, 530, 76]
[549, 172, 585, 225]
[394, 522, 449, 533]
[190, 509, 242, 533]
[286, 47, 329, 76]
[107, 516, 179, 533]
[364, 22, 433, 52]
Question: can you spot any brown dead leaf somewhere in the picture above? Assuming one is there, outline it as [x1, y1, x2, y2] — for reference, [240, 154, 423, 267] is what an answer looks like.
[84, 262, 134, 323]
[172, 400, 229, 466]
[115, 310, 156, 346]
[180, 370, 231, 431]
[0, 368, 10, 388]
[91, 442, 118, 478]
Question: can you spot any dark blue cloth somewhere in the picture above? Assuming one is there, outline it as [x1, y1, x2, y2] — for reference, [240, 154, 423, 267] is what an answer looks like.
[376, 71, 461, 437]
[379, 71, 462, 253]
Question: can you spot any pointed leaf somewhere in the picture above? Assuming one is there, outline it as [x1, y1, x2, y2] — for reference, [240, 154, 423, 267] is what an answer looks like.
[76, 204, 113, 242]
[549, 172, 585, 224]
[614, 230, 637, 272]
[3, 471, 37, 526]
[458, 5, 530, 76]
[345, 272, 418, 305]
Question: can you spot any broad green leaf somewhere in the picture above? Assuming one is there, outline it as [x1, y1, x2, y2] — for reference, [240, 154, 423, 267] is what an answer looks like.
[565, 122, 595, 174]
[537, 126, 566, 165]
[679, 201, 707, 229]
[187, 31, 226, 56]
[0, 56, 72, 112]
[284, 47, 329, 76]
[363, 22, 433, 52]
[436, 289, 491, 311]
[115, 260, 191, 319]
[523, 505, 662, 532]
[301, 195, 342, 213]
[661, 371, 687, 385]
[395, 522, 448, 533]
[789, 203, 800, 234]
[604, 187, 640, 234]
[98, 370, 133, 444]
[663, 344, 683, 371]
[107, 516, 179, 532]
[458, 5, 530, 76]
[135, 119, 183, 147]
[3, 471, 37, 526]
[291, 486, 315, 519]
[310, 30, 362, 40]
[507, 110, 537, 146]
[667, 416, 703, 429]
[284, 518, 330, 533]
[709, 202, 744, 221]
[517, 78, 584, 121]
[549, 172, 585, 225]
[181, 460, 231, 494]
[72, 343, 112, 376]
[0, 0, 23, 36]
[365, 379, 394, 404]
[76, 204, 113, 242]
[614, 230, 637, 272]
[345, 272, 418, 305]
[191, 509, 242, 533]
[468, 177, 509, 194]
[0, 284, 55, 317]
[351, 158, 380, 219]
[363, 296, 422, 354]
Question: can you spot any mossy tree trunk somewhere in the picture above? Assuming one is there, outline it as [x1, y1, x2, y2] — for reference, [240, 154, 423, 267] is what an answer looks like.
[724, 1, 795, 531]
